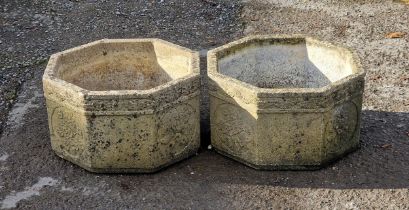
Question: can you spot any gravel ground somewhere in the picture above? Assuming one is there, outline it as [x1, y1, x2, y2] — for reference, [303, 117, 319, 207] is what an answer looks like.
[243, 0, 409, 112]
[1, 0, 409, 209]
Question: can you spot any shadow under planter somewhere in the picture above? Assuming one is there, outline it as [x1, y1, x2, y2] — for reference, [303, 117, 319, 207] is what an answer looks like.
[43, 39, 201, 173]
[208, 35, 366, 170]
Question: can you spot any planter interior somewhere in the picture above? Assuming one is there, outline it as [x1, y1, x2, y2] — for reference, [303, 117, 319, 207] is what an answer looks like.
[218, 38, 355, 89]
[57, 41, 192, 91]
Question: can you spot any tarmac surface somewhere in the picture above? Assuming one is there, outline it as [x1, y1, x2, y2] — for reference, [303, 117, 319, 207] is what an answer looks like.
[0, 0, 408, 209]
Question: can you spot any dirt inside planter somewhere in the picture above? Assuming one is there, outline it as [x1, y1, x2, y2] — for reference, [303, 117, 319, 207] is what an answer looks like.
[56, 41, 192, 91]
[218, 39, 355, 89]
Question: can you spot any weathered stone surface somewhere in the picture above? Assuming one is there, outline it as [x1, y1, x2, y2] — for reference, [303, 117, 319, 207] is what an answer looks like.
[43, 39, 201, 173]
[208, 35, 365, 170]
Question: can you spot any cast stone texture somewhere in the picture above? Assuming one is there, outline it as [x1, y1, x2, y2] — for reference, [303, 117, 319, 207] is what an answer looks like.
[43, 39, 201, 173]
[208, 35, 365, 170]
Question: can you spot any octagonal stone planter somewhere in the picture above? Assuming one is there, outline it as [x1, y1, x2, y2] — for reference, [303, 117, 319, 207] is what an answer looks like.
[208, 35, 365, 170]
[43, 39, 200, 173]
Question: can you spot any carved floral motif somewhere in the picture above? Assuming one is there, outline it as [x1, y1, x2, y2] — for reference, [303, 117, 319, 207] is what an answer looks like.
[157, 103, 198, 157]
[51, 107, 82, 139]
[214, 104, 255, 154]
[50, 106, 84, 158]
[333, 101, 358, 142]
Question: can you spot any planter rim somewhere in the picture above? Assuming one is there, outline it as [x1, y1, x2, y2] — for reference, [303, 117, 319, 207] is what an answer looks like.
[207, 34, 365, 96]
[43, 38, 200, 98]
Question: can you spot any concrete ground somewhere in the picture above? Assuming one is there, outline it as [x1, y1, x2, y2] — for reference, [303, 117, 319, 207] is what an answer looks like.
[1, 0, 409, 209]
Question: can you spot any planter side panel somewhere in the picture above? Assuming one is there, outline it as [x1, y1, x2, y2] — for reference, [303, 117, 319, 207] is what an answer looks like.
[322, 95, 363, 163]
[210, 96, 258, 164]
[153, 98, 201, 168]
[256, 112, 324, 167]
[87, 114, 157, 170]
[86, 97, 200, 172]
[46, 99, 90, 167]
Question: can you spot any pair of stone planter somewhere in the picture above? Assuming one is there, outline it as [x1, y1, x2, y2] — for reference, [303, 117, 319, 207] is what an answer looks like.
[43, 35, 365, 173]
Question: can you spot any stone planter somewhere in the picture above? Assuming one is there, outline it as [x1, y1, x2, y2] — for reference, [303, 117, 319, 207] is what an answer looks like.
[43, 39, 200, 173]
[208, 35, 365, 170]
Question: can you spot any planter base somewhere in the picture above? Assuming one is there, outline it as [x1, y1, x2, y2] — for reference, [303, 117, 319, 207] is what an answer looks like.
[214, 145, 359, 170]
